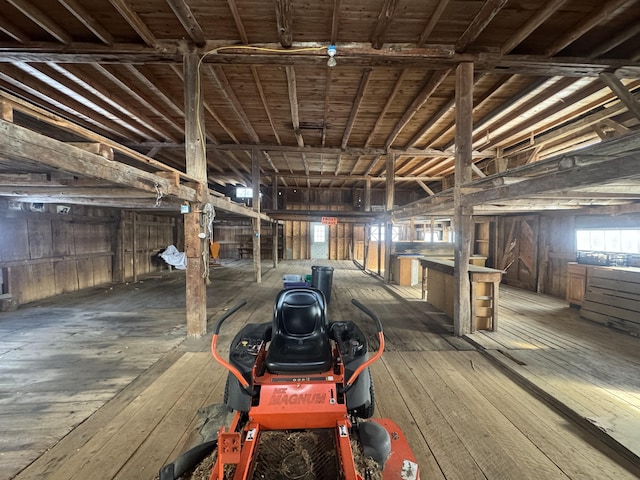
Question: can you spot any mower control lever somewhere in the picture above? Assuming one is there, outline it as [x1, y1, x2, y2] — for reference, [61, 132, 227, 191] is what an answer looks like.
[210, 300, 257, 396]
[340, 299, 386, 394]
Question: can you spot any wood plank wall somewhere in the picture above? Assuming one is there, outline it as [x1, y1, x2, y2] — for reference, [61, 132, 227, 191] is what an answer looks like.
[494, 208, 640, 299]
[0, 204, 177, 305]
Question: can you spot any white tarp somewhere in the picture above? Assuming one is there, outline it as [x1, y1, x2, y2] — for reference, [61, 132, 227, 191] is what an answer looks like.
[159, 245, 187, 270]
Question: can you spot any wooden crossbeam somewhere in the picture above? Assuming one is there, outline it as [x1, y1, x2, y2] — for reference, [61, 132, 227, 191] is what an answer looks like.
[275, 0, 293, 48]
[166, 0, 206, 47]
[58, 0, 114, 45]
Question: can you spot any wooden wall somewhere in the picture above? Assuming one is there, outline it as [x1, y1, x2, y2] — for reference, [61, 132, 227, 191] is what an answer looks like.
[0, 202, 177, 305]
[493, 207, 640, 299]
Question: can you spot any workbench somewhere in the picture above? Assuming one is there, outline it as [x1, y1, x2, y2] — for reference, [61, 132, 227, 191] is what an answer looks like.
[419, 257, 503, 331]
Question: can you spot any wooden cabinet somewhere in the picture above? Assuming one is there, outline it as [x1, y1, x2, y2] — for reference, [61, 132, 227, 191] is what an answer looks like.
[419, 257, 503, 332]
[390, 255, 419, 286]
[566, 262, 588, 307]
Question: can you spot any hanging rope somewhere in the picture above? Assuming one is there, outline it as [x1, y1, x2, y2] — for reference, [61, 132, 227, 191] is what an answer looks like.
[201, 203, 216, 283]
[154, 182, 163, 208]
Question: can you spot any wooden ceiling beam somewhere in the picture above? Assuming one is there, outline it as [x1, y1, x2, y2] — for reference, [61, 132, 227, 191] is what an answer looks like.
[6, 0, 72, 44]
[0, 14, 30, 43]
[166, 0, 206, 47]
[275, 0, 293, 48]
[0, 119, 196, 201]
[58, 0, 114, 45]
[321, 68, 332, 146]
[0, 43, 636, 77]
[341, 68, 372, 149]
[108, 0, 157, 48]
[209, 143, 494, 158]
[370, 0, 398, 49]
[417, 0, 450, 47]
[226, 0, 249, 44]
[455, 0, 509, 52]
[501, 0, 568, 54]
[543, 0, 633, 57]
[267, 172, 443, 182]
[384, 69, 451, 149]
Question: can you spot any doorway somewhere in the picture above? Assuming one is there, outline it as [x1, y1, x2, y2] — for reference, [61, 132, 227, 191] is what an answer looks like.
[310, 223, 329, 259]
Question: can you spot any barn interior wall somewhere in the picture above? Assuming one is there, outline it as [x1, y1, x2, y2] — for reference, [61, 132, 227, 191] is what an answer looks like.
[494, 207, 640, 299]
[0, 203, 177, 305]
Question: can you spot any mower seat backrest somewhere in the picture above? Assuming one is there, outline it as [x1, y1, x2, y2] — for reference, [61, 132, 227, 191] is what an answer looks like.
[265, 288, 333, 374]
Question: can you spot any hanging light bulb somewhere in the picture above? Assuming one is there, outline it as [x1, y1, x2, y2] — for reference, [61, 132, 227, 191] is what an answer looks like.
[327, 45, 337, 67]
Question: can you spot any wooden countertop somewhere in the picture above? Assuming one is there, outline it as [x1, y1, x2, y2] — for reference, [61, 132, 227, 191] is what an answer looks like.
[418, 257, 503, 276]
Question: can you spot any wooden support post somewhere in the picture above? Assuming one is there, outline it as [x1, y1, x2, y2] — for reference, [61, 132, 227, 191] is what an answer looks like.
[430, 216, 436, 242]
[252, 148, 262, 283]
[377, 222, 382, 277]
[364, 177, 371, 212]
[184, 52, 208, 337]
[409, 217, 415, 242]
[272, 174, 278, 267]
[272, 222, 279, 268]
[383, 153, 395, 283]
[113, 210, 125, 283]
[132, 212, 138, 283]
[453, 62, 474, 337]
[363, 224, 370, 271]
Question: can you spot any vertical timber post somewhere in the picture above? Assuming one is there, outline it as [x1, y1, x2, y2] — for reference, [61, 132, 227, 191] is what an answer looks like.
[383, 153, 395, 283]
[272, 174, 278, 268]
[453, 62, 474, 336]
[184, 52, 208, 337]
[252, 148, 262, 283]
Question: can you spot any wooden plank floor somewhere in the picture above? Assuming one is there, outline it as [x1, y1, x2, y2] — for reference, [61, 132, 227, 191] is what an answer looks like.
[3, 260, 640, 479]
[466, 285, 640, 465]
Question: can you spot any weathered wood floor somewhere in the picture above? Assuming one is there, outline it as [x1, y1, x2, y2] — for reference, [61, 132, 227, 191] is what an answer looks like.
[2, 260, 640, 480]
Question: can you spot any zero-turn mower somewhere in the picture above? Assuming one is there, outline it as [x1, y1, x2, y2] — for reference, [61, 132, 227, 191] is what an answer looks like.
[160, 287, 420, 480]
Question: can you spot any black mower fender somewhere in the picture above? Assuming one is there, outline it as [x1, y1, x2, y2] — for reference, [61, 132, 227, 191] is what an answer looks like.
[346, 364, 373, 416]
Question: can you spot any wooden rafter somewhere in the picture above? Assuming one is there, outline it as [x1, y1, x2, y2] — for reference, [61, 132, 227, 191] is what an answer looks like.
[455, 0, 509, 52]
[122, 65, 184, 117]
[370, 0, 398, 49]
[109, 0, 157, 48]
[207, 65, 261, 143]
[58, 0, 114, 45]
[46, 63, 172, 140]
[501, 0, 568, 54]
[0, 65, 137, 141]
[166, 0, 206, 47]
[226, 0, 249, 44]
[417, 0, 450, 47]
[91, 64, 183, 140]
[6, 0, 72, 44]
[330, 0, 341, 45]
[384, 69, 451, 149]
[251, 67, 281, 145]
[285, 66, 305, 148]
[544, 0, 633, 56]
[341, 68, 372, 149]
[365, 69, 408, 148]
[588, 20, 640, 58]
[275, 0, 293, 48]
[0, 14, 29, 43]
[322, 69, 332, 146]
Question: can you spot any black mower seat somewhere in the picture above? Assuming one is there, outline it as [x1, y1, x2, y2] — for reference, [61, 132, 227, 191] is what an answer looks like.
[266, 288, 333, 374]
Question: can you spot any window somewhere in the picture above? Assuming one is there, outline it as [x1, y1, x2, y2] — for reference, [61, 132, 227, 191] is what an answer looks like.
[313, 225, 326, 242]
[369, 225, 402, 241]
[236, 187, 253, 199]
[576, 229, 640, 254]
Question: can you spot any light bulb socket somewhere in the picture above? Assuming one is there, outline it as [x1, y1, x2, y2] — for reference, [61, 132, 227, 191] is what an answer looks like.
[327, 45, 337, 57]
